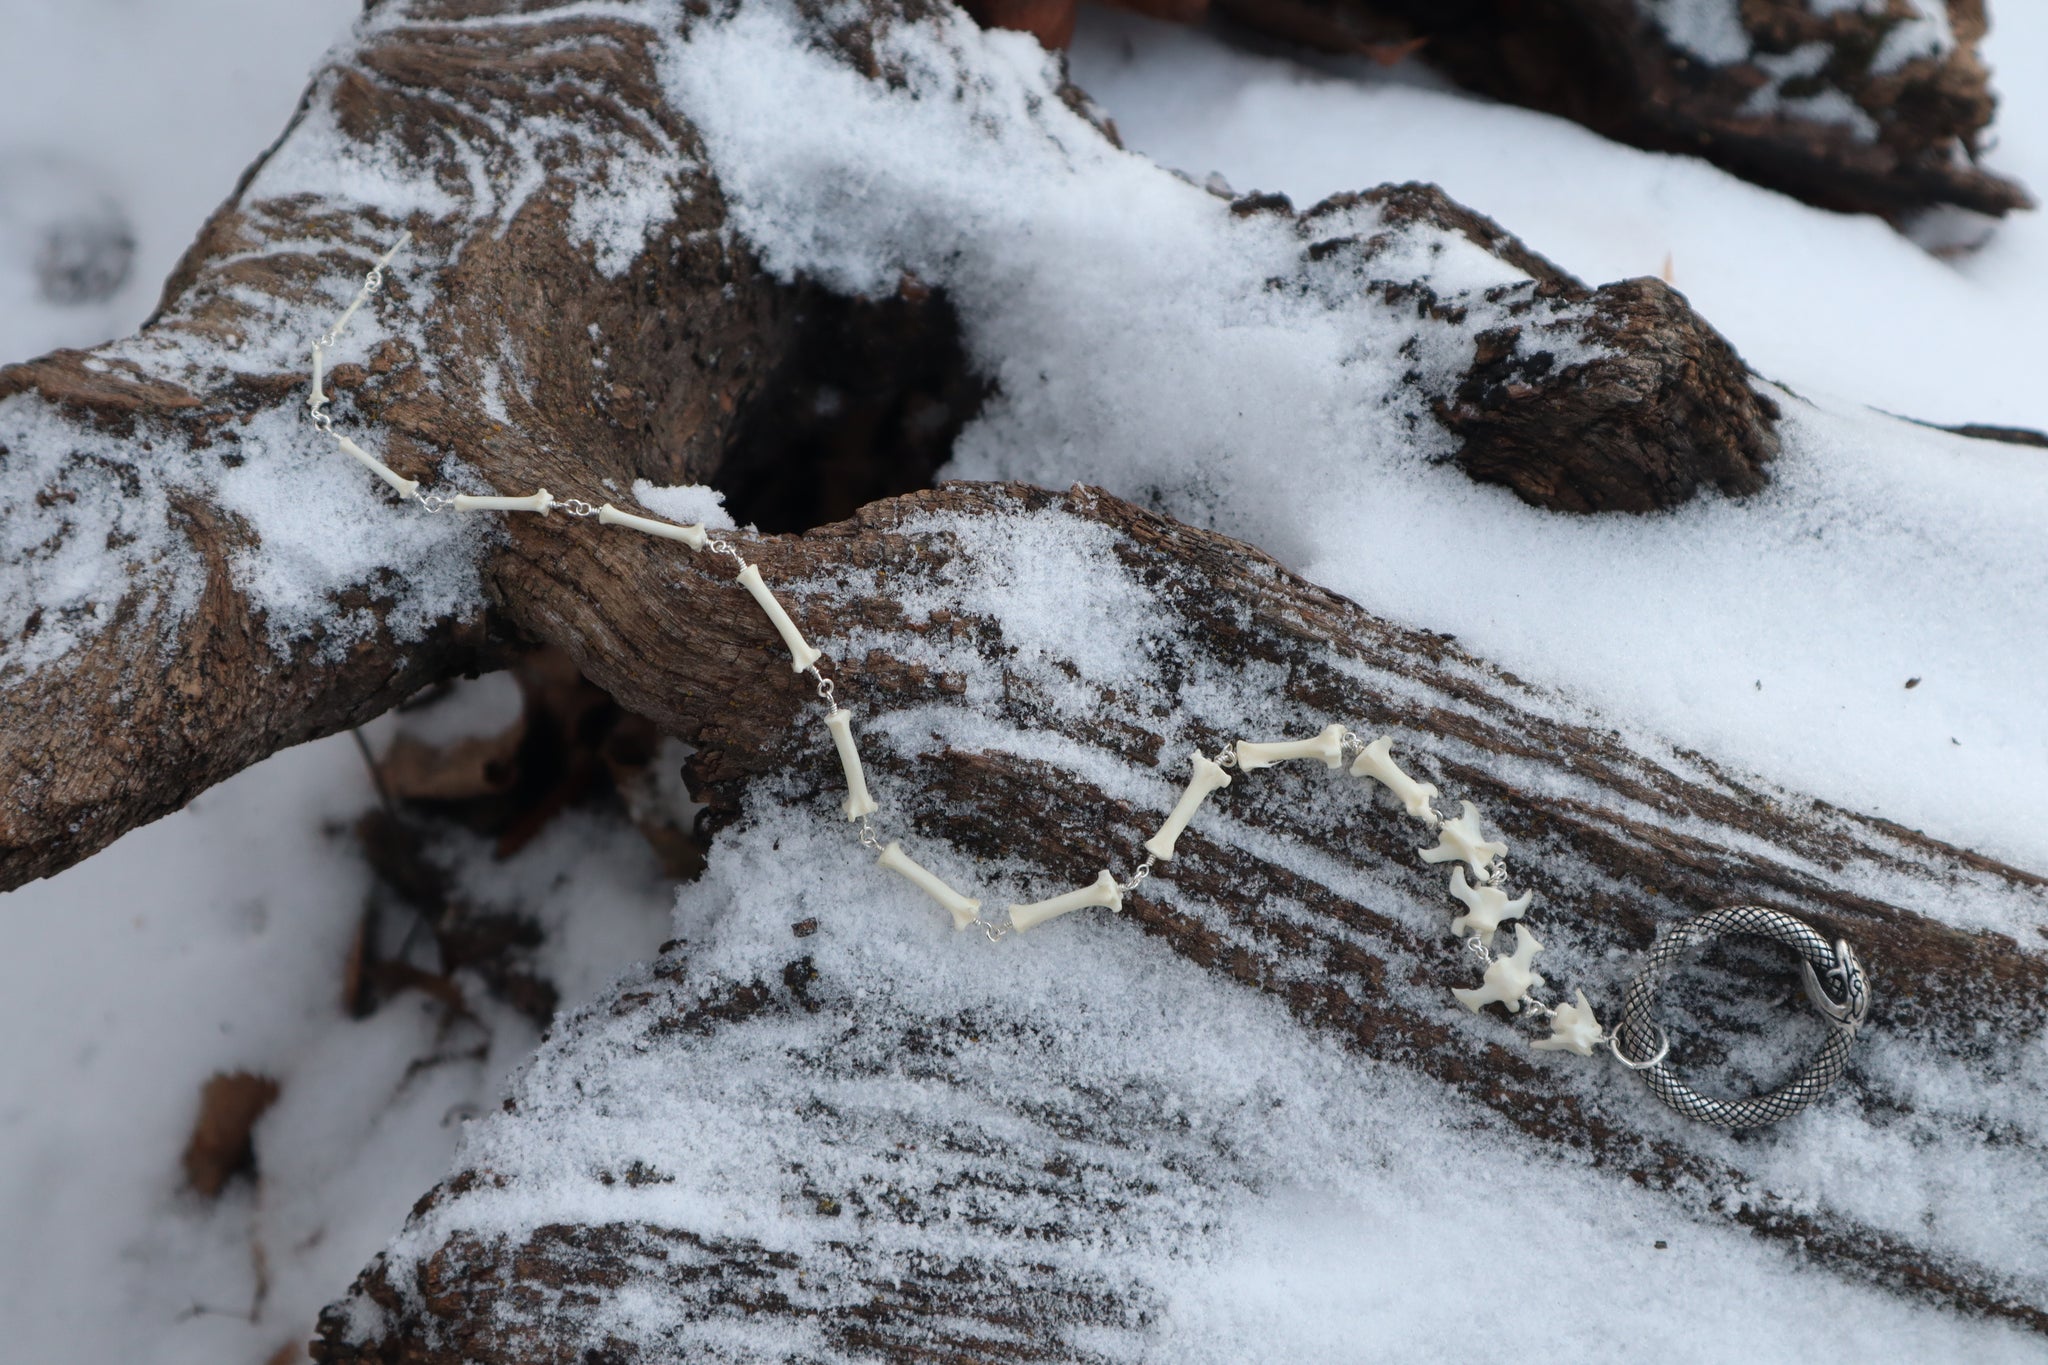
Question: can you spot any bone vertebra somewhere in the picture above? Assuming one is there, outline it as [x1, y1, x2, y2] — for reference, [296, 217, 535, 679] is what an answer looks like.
[333, 435, 419, 499]
[1421, 800, 1507, 876]
[451, 488, 554, 514]
[1532, 989, 1605, 1056]
[1348, 736, 1439, 823]
[1144, 753, 1232, 861]
[1234, 723, 1347, 771]
[823, 708, 878, 821]
[1009, 870, 1122, 933]
[1453, 926, 1546, 1014]
[877, 841, 981, 931]
[736, 563, 823, 672]
[598, 503, 709, 550]
[1447, 866, 1532, 947]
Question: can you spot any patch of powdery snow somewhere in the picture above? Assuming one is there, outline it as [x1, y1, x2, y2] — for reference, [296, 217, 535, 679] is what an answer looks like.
[630, 477, 736, 530]
[1638, 0, 1752, 64]
[1745, 44, 1879, 140]
[376, 811, 2046, 1363]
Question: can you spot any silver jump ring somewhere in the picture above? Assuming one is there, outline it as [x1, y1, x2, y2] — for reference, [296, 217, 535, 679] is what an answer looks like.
[1614, 905, 1869, 1129]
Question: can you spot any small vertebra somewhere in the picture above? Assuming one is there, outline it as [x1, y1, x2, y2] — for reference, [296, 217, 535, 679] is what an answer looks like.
[1421, 800, 1507, 877]
[1453, 926, 1545, 1014]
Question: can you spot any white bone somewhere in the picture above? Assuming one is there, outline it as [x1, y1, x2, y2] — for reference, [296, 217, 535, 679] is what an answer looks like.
[1532, 989, 1605, 1056]
[1453, 926, 1545, 1014]
[1008, 870, 1122, 933]
[1144, 753, 1232, 861]
[451, 488, 554, 514]
[310, 342, 326, 411]
[1234, 723, 1347, 772]
[823, 708, 878, 821]
[1447, 866, 1532, 948]
[598, 503, 709, 550]
[736, 563, 822, 672]
[1421, 800, 1507, 876]
[876, 841, 981, 931]
[333, 434, 419, 498]
[1349, 736, 1440, 823]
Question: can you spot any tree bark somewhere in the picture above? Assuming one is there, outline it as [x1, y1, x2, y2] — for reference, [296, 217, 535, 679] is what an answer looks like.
[313, 482, 2048, 1362]
[0, 0, 1779, 894]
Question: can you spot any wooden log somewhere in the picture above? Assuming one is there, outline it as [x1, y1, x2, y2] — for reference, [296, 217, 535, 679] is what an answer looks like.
[310, 483, 2048, 1361]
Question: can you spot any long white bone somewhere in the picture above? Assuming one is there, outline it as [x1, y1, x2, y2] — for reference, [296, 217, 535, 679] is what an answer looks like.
[1453, 926, 1545, 1014]
[451, 488, 554, 514]
[1421, 800, 1508, 876]
[597, 503, 709, 550]
[876, 841, 981, 931]
[736, 563, 823, 672]
[1531, 989, 1605, 1056]
[1144, 753, 1232, 861]
[311, 342, 327, 413]
[823, 708, 878, 821]
[1447, 866, 1532, 948]
[333, 434, 419, 498]
[1349, 736, 1439, 823]
[1233, 723, 1346, 772]
[1008, 870, 1122, 933]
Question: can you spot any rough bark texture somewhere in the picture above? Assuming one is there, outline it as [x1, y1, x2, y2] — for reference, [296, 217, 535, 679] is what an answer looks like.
[1202, 0, 2031, 219]
[0, 0, 1784, 895]
[312, 483, 2048, 1362]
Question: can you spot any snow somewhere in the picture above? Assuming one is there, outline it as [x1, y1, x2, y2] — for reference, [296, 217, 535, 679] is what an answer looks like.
[630, 477, 736, 530]
[5, 0, 2048, 1359]
[0, 680, 678, 1364]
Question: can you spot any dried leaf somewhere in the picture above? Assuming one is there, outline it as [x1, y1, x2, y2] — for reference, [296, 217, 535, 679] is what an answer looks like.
[182, 1071, 281, 1197]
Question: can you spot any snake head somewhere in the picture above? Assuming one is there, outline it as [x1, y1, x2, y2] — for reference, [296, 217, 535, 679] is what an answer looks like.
[1801, 938, 1870, 1031]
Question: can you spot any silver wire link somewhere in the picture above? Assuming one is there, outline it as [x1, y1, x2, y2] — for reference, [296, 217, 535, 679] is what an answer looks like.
[808, 665, 837, 710]
[556, 498, 599, 518]
[1340, 729, 1365, 764]
[1119, 855, 1156, 894]
[1609, 1022, 1671, 1071]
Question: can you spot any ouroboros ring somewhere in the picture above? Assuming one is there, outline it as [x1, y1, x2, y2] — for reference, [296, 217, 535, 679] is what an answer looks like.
[1611, 906, 1871, 1129]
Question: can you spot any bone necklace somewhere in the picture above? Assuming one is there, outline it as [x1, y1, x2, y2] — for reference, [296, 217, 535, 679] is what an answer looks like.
[307, 237, 1869, 1129]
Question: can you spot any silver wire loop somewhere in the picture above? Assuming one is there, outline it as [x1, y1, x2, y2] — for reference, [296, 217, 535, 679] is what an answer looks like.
[1608, 1022, 1670, 1070]
[1613, 906, 1869, 1129]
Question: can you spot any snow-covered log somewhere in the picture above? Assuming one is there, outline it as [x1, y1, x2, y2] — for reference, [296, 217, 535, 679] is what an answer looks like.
[1194, 0, 2032, 219]
[0, 0, 1783, 892]
[312, 482, 2048, 1361]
